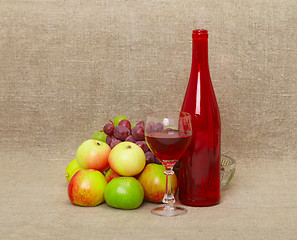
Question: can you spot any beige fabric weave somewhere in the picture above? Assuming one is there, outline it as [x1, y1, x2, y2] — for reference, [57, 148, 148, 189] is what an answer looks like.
[1, 0, 296, 164]
[0, 1, 296, 239]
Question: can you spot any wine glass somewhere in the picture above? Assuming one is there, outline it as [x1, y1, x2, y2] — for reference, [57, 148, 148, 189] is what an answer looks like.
[144, 111, 192, 216]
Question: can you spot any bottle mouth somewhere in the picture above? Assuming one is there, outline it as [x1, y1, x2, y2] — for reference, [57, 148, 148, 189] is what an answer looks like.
[192, 29, 208, 39]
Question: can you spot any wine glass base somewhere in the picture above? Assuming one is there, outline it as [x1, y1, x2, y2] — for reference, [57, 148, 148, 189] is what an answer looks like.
[151, 205, 187, 217]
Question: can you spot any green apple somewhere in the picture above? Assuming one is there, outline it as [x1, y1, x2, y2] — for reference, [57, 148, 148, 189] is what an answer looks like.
[108, 142, 146, 177]
[68, 169, 107, 207]
[65, 158, 84, 182]
[93, 130, 107, 143]
[113, 115, 128, 127]
[138, 163, 178, 203]
[76, 139, 111, 172]
[104, 177, 144, 210]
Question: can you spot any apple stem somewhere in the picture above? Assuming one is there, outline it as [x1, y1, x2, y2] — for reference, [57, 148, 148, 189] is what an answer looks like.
[162, 167, 175, 208]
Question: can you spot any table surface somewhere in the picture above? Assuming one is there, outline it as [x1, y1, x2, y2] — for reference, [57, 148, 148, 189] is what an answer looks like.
[1, 153, 297, 240]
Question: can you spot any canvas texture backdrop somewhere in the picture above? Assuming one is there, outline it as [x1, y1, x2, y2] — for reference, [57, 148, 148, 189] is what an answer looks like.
[0, 0, 296, 165]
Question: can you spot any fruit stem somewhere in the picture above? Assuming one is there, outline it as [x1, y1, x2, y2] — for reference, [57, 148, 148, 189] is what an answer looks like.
[162, 166, 175, 209]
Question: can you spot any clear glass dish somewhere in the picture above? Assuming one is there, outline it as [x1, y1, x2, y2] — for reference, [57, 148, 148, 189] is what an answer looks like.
[220, 154, 236, 189]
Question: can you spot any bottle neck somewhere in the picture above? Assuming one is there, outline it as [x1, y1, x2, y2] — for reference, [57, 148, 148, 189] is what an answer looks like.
[192, 37, 208, 66]
[191, 29, 209, 67]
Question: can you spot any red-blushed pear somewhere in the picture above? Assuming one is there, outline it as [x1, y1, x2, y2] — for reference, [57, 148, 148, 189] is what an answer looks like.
[76, 139, 111, 172]
[138, 163, 178, 203]
[108, 142, 146, 177]
[68, 169, 107, 207]
[105, 168, 121, 183]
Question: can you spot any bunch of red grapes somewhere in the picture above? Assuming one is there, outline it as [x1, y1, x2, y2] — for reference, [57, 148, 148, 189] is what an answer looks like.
[103, 119, 162, 166]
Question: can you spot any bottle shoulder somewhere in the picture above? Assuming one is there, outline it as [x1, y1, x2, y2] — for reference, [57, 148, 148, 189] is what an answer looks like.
[182, 84, 220, 125]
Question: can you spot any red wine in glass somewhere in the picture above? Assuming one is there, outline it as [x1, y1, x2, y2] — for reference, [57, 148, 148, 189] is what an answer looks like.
[145, 130, 191, 168]
[144, 111, 192, 217]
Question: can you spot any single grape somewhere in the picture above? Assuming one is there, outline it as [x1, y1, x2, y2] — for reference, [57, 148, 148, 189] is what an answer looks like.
[110, 139, 122, 149]
[152, 123, 164, 131]
[118, 119, 131, 131]
[174, 160, 180, 168]
[146, 121, 155, 132]
[93, 130, 107, 143]
[114, 125, 130, 141]
[103, 123, 115, 136]
[154, 158, 162, 165]
[135, 141, 149, 153]
[106, 135, 116, 145]
[131, 125, 145, 141]
[173, 164, 179, 179]
[164, 128, 178, 133]
[114, 115, 128, 127]
[145, 151, 155, 164]
[136, 120, 145, 128]
[125, 135, 136, 143]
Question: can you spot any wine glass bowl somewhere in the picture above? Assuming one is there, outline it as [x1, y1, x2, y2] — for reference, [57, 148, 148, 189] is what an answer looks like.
[145, 111, 192, 217]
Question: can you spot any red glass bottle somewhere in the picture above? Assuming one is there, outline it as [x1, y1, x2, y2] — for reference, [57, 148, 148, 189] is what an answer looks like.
[179, 29, 221, 206]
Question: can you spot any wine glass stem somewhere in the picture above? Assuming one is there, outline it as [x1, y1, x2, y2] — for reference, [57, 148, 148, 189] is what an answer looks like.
[163, 166, 175, 209]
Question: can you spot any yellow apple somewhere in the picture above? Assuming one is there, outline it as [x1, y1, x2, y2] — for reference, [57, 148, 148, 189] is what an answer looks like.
[108, 142, 146, 177]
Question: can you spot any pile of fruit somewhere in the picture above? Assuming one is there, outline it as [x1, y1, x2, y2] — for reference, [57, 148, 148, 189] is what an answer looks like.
[93, 115, 161, 165]
[65, 115, 178, 210]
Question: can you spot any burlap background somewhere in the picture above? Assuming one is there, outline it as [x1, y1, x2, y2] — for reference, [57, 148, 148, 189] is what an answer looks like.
[1, 0, 296, 164]
[1, 1, 297, 239]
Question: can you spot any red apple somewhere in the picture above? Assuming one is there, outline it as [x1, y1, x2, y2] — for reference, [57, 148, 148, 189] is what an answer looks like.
[108, 142, 146, 177]
[105, 168, 121, 183]
[68, 169, 107, 207]
[76, 139, 111, 172]
[138, 163, 178, 203]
